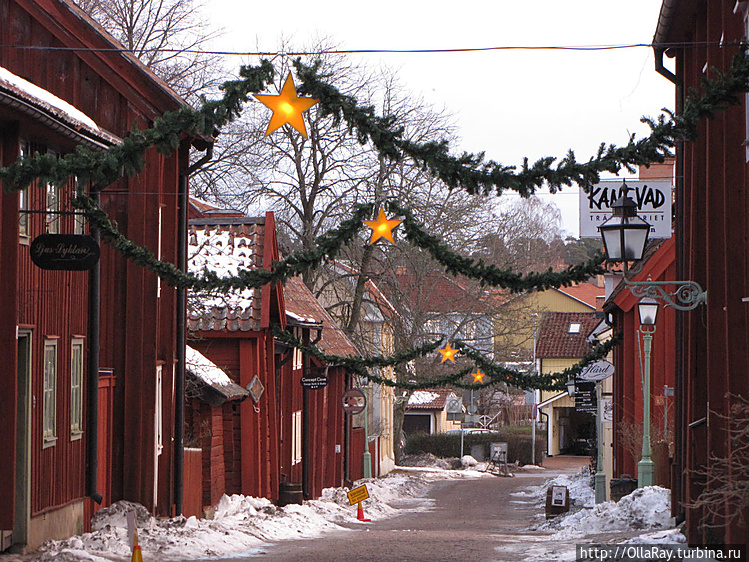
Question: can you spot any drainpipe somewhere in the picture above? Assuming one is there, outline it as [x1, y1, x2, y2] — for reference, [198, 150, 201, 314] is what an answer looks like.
[175, 143, 213, 515]
[86, 186, 103, 505]
[654, 43, 684, 521]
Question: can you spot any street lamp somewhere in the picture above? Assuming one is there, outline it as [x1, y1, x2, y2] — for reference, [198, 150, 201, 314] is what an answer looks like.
[566, 378, 577, 398]
[598, 181, 651, 269]
[636, 297, 659, 487]
[596, 184, 706, 493]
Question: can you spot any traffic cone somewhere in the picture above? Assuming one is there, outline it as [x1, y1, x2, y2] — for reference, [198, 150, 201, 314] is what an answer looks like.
[356, 501, 370, 522]
[131, 529, 143, 562]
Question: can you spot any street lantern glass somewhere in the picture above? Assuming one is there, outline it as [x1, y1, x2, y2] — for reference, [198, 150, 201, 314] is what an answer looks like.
[566, 379, 576, 397]
[638, 297, 660, 326]
[598, 181, 651, 262]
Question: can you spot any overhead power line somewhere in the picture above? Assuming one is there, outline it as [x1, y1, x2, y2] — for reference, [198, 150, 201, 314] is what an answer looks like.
[0, 41, 740, 57]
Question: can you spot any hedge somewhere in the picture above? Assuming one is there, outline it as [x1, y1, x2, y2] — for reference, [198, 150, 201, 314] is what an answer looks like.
[404, 427, 546, 465]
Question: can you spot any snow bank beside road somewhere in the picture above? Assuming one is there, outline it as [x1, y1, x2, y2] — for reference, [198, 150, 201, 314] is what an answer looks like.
[541, 486, 673, 539]
[8, 465, 487, 561]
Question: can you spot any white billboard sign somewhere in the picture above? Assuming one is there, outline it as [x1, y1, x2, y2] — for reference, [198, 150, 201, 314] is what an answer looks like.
[579, 180, 673, 239]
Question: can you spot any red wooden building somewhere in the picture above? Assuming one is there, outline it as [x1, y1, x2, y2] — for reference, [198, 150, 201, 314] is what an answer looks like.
[605, 239, 677, 486]
[0, 0, 198, 551]
[187, 205, 364, 509]
[653, 0, 749, 546]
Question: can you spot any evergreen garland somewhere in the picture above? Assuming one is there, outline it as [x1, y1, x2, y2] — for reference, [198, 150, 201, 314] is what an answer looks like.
[2, 45, 748, 389]
[273, 326, 621, 392]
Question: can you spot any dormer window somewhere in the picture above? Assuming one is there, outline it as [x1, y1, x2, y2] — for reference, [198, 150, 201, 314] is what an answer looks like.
[568, 322, 582, 334]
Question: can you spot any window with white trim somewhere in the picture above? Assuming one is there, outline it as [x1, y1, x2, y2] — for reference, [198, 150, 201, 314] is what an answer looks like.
[70, 339, 84, 438]
[18, 142, 30, 239]
[292, 327, 303, 370]
[292, 410, 302, 465]
[46, 181, 60, 233]
[43, 339, 58, 446]
[155, 365, 163, 457]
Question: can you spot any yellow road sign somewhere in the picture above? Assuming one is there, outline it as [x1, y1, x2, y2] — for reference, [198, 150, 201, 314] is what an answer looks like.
[347, 484, 370, 506]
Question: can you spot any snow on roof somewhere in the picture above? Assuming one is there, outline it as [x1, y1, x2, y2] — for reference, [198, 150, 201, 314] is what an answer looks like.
[186, 345, 233, 387]
[0, 65, 99, 131]
[186, 345, 248, 403]
[188, 222, 264, 331]
[409, 391, 441, 406]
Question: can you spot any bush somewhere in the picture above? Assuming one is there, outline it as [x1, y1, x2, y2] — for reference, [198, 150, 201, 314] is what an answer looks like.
[404, 427, 546, 465]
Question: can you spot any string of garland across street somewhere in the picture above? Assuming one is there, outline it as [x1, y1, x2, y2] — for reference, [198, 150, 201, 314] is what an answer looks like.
[3, 44, 749, 389]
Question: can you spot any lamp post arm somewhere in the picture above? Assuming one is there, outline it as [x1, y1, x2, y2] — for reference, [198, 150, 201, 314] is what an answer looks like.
[625, 279, 707, 311]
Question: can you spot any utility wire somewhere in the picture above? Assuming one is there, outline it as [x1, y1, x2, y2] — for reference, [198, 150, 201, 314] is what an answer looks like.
[0, 41, 740, 56]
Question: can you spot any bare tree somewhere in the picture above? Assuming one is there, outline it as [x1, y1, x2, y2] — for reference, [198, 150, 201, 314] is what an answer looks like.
[75, 0, 224, 101]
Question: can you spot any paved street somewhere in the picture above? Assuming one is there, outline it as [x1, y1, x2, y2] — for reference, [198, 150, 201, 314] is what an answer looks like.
[216, 457, 589, 562]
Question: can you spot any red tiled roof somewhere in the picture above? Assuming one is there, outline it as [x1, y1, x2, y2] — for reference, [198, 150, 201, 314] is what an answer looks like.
[556, 282, 604, 310]
[187, 218, 266, 332]
[283, 277, 360, 358]
[535, 311, 599, 358]
[406, 388, 455, 411]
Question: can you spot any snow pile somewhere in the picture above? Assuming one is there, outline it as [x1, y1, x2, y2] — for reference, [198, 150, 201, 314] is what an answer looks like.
[549, 486, 672, 539]
[24, 468, 477, 561]
[545, 470, 596, 508]
[512, 468, 594, 507]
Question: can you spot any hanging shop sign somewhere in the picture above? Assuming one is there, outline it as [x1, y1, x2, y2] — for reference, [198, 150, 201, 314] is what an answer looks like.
[30, 234, 100, 270]
[577, 360, 615, 382]
[579, 180, 673, 239]
[301, 367, 328, 390]
[574, 381, 597, 413]
[341, 388, 366, 415]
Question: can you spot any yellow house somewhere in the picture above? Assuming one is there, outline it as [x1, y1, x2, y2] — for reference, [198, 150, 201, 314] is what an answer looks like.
[494, 279, 604, 362]
[535, 311, 600, 456]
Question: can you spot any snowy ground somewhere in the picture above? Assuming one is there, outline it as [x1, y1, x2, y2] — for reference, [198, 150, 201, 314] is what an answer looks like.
[0, 458, 701, 562]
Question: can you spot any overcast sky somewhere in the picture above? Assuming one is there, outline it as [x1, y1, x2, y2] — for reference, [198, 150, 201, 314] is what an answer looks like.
[209, 0, 674, 237]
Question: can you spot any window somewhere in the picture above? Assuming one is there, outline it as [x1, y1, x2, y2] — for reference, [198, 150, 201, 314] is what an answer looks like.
[73, 178, 85, 235]
[292, 410, 302, 465]
[292, 328, 303, 370]
[155, 365, 163, 457]
[46, 182, 60, 233]
[43, 339, 58, 446]
[18, 142, 29, 239]
[70, 339, 84, 438]
[568, 323, 582, 334]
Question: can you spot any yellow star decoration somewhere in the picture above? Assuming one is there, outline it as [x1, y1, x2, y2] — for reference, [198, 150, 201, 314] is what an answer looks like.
[363, 207, 402, 244]
[472, 369, 486, 384]
[254, 73, 319, 138]
[437, 342, 458, 363]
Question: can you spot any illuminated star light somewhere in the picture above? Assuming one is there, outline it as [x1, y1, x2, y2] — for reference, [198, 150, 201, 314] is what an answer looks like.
[437, 342, 458, 363]
[363, 207, 402, 244]
[472, 369, 486, 384]
[254, 73, 319, 137]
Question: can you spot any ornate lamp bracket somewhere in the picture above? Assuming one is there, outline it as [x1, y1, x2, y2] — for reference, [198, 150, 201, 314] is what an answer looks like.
[624, 279, 707, 311]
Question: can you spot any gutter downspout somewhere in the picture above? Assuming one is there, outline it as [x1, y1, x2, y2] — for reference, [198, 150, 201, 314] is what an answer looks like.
[654, 39, 684, 523]
[86, 186, 103, 505]
[175, 143, 213, 515]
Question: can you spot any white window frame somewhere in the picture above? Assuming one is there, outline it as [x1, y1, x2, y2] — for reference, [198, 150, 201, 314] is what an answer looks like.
[18, 142, 30, 241]
[43, 338, 58, 447]
[292, 410, 302, 465]
[46, 182, 61, 234]
[292, 328, 303, 370]
[70, 338, 84, 439]
[155, 364, 163, 457]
